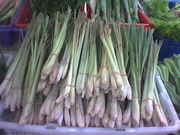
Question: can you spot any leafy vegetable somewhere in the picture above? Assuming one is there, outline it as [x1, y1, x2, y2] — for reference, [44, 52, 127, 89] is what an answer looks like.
[142, 0, 180, 40]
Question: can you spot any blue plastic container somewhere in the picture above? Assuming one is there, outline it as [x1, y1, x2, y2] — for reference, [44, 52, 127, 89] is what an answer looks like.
[154, 35, 180, 61]
[13, 28, 27, 42]
[0, 29, 17, 47]
[166, 0, 180, 8]
[0, 0, 25, 47]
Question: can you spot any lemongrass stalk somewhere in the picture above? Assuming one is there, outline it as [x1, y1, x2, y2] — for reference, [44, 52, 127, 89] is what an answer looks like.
[14, 109, 21, 123]
[154, 86, 168, 126]
[116, 102, 122, 129]
[70, 20, 88, 105]
[49, 61, 58, 84]
[1, 74, 14, 99]
[76, 21, 90, 96]
[62, 54, 71, 79]
[110, 97, 118, 120]
[127, 118, 132, 127]
[87, 75, 94, 97]
[70, 105, 76, 127]
[152, 110, 160, 127]
[37, 80, 47, 92]
[56, 55, 73, 103]
[43, 83, 51, 96]
[76, 95, 85, 127]
[97, 94, 105, 118]
[123, 102, 131, 124]
[110, 72, 117, 92]
[9, 88, 16, 112]
[56, 42, 71, 81]
[65, 97, 71, 109]
[140, 119, 144, 127]
[108, 119, 115, 128]
[94, 76, 100, 96]
[100, 0, 107, 21]
[50, 100, 64, 121]
[4, 90, 11, 110]
[39, 83, 59, 121]
[85, 114, 91, 127]
[102, 92, 111, 127]
[94, 115, 101, 127]
[90, 0, 97, 13]
[64, 108, 71, 127]
[56, 64, 64, 82]
[29, 107, 34, 124]
[94, 90, 105, 115]
[100, 50, 110, 91]
[93, 50, 99, 96]
[122, 0, 132, 22]
[90, 117, 95, 127]
[87, 96, 96, 114]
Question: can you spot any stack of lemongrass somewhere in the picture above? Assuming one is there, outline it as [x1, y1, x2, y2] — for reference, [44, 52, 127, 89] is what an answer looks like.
[90, 0, 139, 22]
[0, 11, 168, 128]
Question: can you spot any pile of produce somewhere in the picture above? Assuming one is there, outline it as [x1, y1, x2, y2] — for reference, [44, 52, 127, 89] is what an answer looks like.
[157, 54, 180, 116]
[0, 9, 168, 128]
[29, 0, 85, 17]
[142, 0, 180, 40]
[0, 0, 22, 25]
[90, 0, 139, 22]
[30, 0, 140, 22]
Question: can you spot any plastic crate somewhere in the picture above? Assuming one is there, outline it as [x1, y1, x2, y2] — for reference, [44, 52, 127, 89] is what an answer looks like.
[0, 75, 179, 135]
[0, 0, 25, 47]
[138, 9, 154, 28]
[15, 0, 30, 29]
[138, 9, 180, 61]
[154, 35, 180, 61]
[167, 0, 180, 8]
[0, 29, 16, 47]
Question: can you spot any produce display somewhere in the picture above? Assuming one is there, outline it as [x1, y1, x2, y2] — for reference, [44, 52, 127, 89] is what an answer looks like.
[29, 0, 140, 23]
[142, 0, 180, 40]
[90, 0, 139, 22]
[0, 7, 169, 128]
[157, 54, 180, 116]
[29, 0, 85, 17]
[0, 0, 22, 25]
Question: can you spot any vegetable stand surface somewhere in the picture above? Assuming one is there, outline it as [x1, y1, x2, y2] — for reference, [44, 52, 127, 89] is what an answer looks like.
[0, 1, 179, 135]
[0, 75, 179, 135]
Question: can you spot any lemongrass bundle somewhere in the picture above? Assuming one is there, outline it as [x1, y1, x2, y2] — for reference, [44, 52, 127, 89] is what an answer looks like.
[100, 22, 125, 100]
[113, 22, 132, 100]
[122, 25, 154, 127]
[141, 41, 161, 121]
[100, 49, 110, 91]
[19, 13, 49, 125]
[86, 21, 99, 97]
[76, 23, 90, 96]
[40, 9, 71, 81]
[56, 18, 88, 104]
